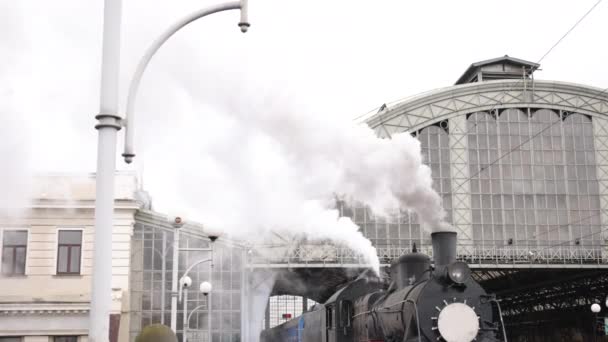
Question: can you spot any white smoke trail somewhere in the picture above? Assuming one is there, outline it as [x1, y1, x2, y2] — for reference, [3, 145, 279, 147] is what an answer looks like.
[140, 80, 450, 273]
[0, 0, 451, 275]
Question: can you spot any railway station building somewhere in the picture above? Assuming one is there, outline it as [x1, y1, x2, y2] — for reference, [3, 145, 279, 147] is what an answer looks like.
[2, 56, 608, 342]
[257, 56, 608, 341]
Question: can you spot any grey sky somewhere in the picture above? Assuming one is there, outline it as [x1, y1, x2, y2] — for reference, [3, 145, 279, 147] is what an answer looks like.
[2, 0, 606, 173]
[1, 0, 607, 230]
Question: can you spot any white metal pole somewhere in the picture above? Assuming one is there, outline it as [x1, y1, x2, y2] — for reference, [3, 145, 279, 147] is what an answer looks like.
[208, 290, 212, 342]
[171, 229, 180, 332]
[183, 288, 189, 342]
[208, 243, 214, 342]
[90, 0, 122, 341]
[161, 231, 167, 324]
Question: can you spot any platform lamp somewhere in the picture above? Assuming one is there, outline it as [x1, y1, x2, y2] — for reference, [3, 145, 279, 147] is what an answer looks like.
[591, 303, 601, 342]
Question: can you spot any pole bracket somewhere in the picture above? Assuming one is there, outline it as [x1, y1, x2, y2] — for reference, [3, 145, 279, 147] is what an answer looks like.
[95, 113, 123, 130]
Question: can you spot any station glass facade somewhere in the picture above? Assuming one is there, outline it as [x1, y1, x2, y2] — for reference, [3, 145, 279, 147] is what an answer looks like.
[129, 219, 244, 342]
[355, 106, 604, 257]
[467, 109, 601, 248]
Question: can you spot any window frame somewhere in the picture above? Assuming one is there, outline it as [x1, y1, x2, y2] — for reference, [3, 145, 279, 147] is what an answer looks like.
[53, 336, 78, 342]
[0, 337, 24, 342]
[55, 228, 84, 276]
[1, 228, 30, 276]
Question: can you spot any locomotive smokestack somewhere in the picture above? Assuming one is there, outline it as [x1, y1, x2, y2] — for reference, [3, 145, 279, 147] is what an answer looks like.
[431, 231, 457, 267]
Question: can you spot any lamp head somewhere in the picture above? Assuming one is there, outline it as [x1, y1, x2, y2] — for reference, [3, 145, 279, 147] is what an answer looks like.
[123, 153, 135, 164]
[205, 227, 222, 243]
[591, 303, 601, 313]
[180, 276, 192, 288]
[199, 281, 212, 295]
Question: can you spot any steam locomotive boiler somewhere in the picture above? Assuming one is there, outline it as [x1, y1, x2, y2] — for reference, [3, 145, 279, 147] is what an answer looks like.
[260, 231, 507, 342]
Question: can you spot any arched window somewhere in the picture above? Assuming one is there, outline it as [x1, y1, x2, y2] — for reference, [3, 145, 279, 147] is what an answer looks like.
[467, 108, 601, 250]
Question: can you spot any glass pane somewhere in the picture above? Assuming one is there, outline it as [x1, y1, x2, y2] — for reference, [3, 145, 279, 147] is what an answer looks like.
[15, 247, 26, 274]
[59, 230, 82, 245]
[2, 247, 14, 274]
[0, 338, 24, 342]
[3, 230, 27, 245]
[69, 246, 81, 273]
[58, 246, 69, 273]
[54, 337, 77, 342]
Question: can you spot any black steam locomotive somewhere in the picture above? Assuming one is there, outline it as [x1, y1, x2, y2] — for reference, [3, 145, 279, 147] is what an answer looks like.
[260, 231, 507, 342]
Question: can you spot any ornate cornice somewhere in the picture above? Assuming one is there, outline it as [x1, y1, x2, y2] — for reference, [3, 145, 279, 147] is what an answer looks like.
[0, 303, 89, 316]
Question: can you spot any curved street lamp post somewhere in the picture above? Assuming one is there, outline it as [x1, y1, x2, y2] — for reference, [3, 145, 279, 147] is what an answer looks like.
[91, 1, 249, 341]
[180, 261, 214, 342]
[592, 303, 602, 342]
[181, 278, 213, 342]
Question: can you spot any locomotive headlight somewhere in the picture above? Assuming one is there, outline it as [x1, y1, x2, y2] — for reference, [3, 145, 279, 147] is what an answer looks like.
[447, 261, 471, 284]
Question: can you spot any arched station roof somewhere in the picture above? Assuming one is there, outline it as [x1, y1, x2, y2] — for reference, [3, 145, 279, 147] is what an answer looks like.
[366, 80, 608, 137]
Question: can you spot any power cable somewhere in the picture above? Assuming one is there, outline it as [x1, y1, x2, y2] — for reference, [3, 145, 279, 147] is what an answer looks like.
[367, 0, 605, 147]
[353, 1, 608, 247]
[445, 0, 608, 193]
[537, 224, 608, 252]
[533, 211, 601, 239]
[432, 1, 607, 244]
[537, 0, 604, 63]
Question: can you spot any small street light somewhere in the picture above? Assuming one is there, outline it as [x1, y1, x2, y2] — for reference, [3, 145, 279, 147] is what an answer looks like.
[180, 276, 193, 289]
[200, 281, 212, 295]
[591, 303, 601, 342]
[183, 280, 213, 342]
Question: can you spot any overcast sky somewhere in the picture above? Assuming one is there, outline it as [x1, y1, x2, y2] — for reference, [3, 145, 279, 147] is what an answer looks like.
[0, 0, 608, 231]
[2, 0, 606, 173]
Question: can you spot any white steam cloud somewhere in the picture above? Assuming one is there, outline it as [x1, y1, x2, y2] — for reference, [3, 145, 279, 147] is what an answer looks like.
[140, 81, 450, 273]
[0, 0, 451, 275]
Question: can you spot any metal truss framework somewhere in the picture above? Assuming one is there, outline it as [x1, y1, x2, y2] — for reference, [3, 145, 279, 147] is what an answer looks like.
[366, 80, 608, 137]
[243, 81, 608, 338]
[367, 80, 608, 254]
[481, 269, 608, 319]
[246, 80, 608, 271]
[248, 244, 608, 269]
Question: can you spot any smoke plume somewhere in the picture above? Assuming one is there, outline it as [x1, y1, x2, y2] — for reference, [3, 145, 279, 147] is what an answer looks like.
[0, 1, 451, 274]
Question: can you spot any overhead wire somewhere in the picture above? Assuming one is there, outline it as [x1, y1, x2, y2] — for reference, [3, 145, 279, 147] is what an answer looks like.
[351, 1, 607, 249]
[425, 0, 607, 245]
[363, 0, 604, 128]
[537, 0, 604, 63]
[537, 224, 608, 252]
[442, 0, 607, 194]
[533, 211, 601, 239]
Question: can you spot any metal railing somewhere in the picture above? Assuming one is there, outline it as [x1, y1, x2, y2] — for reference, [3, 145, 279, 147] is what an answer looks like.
[247, 242, 606, 268]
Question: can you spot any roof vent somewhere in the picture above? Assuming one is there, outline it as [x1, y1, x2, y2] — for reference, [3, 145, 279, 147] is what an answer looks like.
[455, 56, 540, 85]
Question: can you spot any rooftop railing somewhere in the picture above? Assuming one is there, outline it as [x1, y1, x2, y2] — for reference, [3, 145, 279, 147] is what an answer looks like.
[248, 242, 606, 268]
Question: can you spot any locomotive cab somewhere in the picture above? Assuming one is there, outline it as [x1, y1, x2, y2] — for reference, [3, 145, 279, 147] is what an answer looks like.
[324, 275, 384, 342]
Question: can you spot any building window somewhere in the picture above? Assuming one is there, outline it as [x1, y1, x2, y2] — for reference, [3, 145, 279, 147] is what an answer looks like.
[54, 337, 78, 342]
[1, 230, 28, 276]
[57, 230, 82, 275]
[0, 337, 23, 342]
